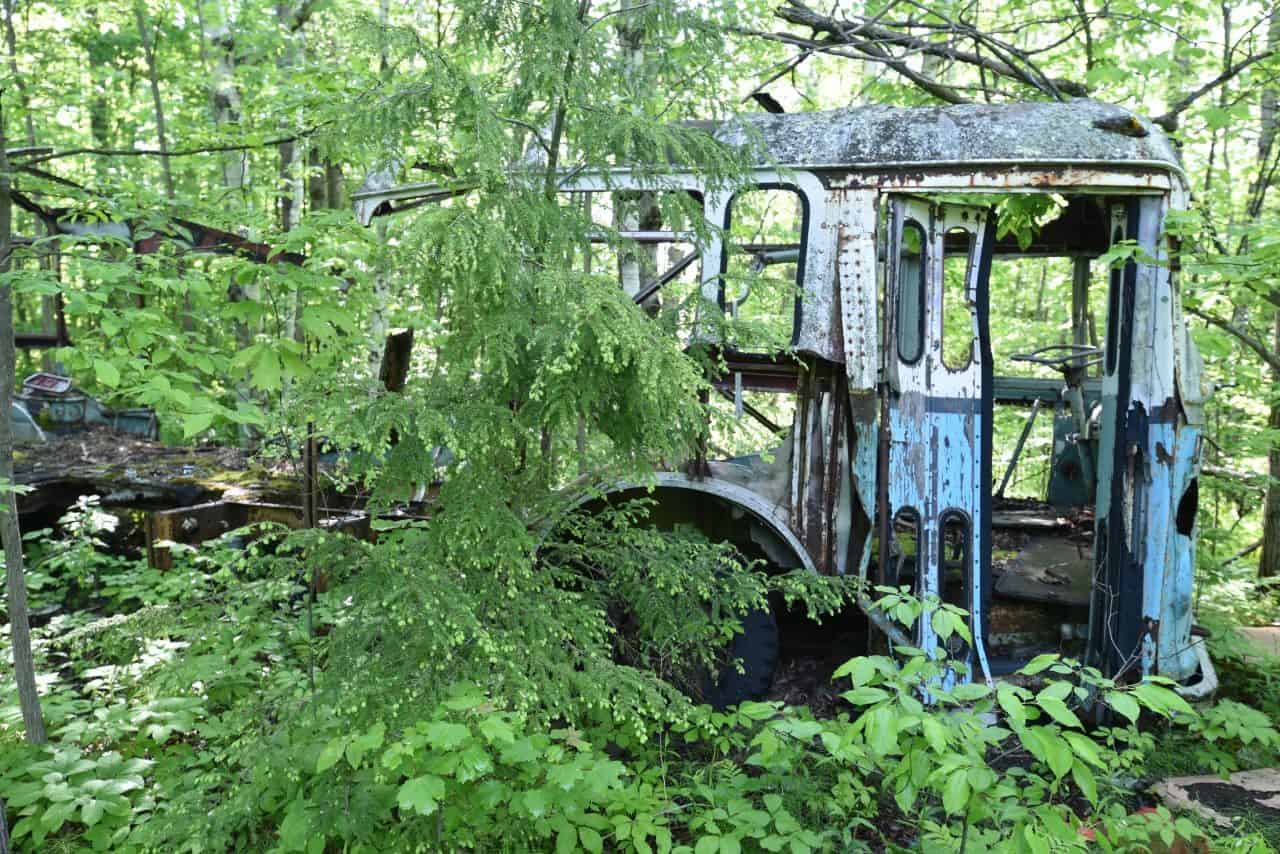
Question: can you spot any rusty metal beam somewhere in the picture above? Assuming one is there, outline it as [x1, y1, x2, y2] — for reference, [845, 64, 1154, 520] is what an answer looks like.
[632, 250, 698, 305]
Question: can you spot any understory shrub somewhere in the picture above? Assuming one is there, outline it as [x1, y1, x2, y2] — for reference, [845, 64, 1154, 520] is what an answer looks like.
[3, 504, 1277, 852]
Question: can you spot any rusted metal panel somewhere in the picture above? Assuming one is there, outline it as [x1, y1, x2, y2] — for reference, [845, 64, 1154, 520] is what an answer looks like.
[146, 500, 371, 569]
[883, 197, 995, 684]
[835, 189, 879, 392]
[786, 364, 850, 574]
[1088, 196, 1202, 684]
[698, 170, 841, 362]
[826, 165, 1175, 195]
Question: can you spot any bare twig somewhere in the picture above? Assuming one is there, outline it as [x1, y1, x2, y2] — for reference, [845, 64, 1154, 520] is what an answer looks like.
[1153, 49, 1277, 130]
[14, 128, 324, 167]
[1188, 305, 1280, 373]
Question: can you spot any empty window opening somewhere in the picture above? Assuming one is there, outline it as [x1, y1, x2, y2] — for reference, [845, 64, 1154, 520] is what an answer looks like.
[896, 220, 926, 364]
[987, 249, 1109, 506]
[723, 188, 805, 353]
[707, 388, 797, 460]
[889, 507, 921, 592]
[1105, 224, 1125, 375]
[1176, 477, 1199, 536]
[942, 227, 976, 370]
[575, 190, 705, 343]
[939, 511, 971, 662]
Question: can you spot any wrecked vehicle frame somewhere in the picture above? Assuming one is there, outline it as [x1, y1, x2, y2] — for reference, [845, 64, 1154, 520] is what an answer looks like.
[356, 100, 1213, 700]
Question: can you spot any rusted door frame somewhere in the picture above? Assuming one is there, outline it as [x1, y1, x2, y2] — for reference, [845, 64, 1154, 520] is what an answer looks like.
[881, 195, 995, 685]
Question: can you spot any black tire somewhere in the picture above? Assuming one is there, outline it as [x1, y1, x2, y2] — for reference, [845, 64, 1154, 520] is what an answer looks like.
[699, 606, 779, 709]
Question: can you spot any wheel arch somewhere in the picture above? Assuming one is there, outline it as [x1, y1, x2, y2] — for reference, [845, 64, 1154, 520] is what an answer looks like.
[566, 472, 820, 575]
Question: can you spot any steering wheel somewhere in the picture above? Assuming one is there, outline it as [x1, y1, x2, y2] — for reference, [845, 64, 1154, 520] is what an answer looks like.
[1010, 344, 1103, 373]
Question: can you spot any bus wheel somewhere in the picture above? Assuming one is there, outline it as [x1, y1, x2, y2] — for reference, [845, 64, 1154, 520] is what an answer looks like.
[698, 606, 779, 709]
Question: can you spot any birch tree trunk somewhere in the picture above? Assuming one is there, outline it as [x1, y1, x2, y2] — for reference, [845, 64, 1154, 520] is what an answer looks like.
[614, 0, 658, 313]
[0, 107, 46, 745]
[367, 0, 393, 389]
[203, 0, 247, 196]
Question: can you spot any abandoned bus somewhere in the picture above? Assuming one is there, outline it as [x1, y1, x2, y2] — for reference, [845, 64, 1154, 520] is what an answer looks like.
[355, 99, 1213, 701]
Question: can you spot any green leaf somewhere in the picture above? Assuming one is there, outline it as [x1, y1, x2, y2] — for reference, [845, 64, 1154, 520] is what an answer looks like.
[424, 721, 471, 750]
[579, 827, 604, 853]
[997, 684, 1027, 728]
[250, 348, 282, 391]
[1021, 653, 1059, 675]
[1202, 107, 1231, 129]
[695, 835, 720, 854]
[1132, 682, 1195, 717]
[832, 657, 877, 686]
[94, 359, 121, 388]
[1038, 681, 1072, 702]
[1023, 825, 1051, 854]
[922, 716, 948, 753]
[278, 803, 311, 852]
[1071, 761, 1099, 804]
[346, 722, 386, 768]
[720, 836, 742, 854]
[841, 687, 889, 705]
[397, 775, 445, 816]
[864, 705, 900, 756]
[523, 788, 552, 818]
[316, 738, 345, 773]
[1036, 695, 1082, 730]
[950, 682, 991, 702]
[1062, 731, 1105, 768]
[182, 411, 215, 439]
[41, 800, 76, 832]
[479, 715, 515, 744]
[942, 770, 970, 815]
[1105, 691, 1141, 723]
[1036, 728, 1073, 779]
[81, 798, 105, 827]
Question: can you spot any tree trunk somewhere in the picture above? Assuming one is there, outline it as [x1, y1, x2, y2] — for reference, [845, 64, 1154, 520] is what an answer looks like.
[134, 3, 176, 200]
[202, 0, 246, 195]
[276, 1, 311, 345]
[367, 0, 393, 389]
[4, 0, 58, 371]
[0, 108, 46, 745]
[1260, 309, 1280, 578]
[1257, 8, 1280, 579]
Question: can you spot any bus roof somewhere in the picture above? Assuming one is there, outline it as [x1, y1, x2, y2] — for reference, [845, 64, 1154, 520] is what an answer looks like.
[710, 99, 1181, 174]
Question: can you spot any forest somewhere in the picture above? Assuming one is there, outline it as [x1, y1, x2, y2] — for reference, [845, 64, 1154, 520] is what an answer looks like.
[1, 0, 1280, 851]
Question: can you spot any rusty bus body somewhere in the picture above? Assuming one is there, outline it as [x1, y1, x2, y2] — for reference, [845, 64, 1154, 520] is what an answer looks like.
[357, 100, 1213, 695]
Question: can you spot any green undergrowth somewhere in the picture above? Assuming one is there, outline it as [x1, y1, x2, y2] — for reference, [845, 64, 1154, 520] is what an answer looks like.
[1, 500, 1277, 853]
